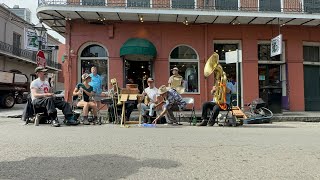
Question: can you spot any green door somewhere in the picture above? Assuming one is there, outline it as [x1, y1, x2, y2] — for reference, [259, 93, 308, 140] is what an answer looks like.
[304, 65, 320, 111]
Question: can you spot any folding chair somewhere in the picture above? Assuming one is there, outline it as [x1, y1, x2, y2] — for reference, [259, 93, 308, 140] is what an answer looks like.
[173, 97, 195, 125]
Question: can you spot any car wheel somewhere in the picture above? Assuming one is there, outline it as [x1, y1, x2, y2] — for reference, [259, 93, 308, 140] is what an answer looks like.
[16, 94, 24, 104]
[1, 94, 15, 108]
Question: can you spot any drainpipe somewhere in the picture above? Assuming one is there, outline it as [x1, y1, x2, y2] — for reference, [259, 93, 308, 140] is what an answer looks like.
[204, 24, 208, 101]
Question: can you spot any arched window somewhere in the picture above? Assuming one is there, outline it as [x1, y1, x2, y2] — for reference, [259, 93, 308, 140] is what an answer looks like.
[79, 44, 108, 87]
[169, 45, 199, 93]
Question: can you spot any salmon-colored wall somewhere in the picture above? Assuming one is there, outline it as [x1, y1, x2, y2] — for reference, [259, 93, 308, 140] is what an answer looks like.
[63, 20, 320, 111]
[240, 0, 258, 11]
[57, 44, 65, 83]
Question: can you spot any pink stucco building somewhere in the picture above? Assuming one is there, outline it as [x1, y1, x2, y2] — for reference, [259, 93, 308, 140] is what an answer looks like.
[37, 0, 320, 112]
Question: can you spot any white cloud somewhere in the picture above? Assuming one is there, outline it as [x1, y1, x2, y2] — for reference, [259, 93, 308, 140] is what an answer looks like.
[1, 0, 65, 43]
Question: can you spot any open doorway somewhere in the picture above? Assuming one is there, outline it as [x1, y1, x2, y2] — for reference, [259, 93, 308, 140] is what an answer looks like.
[124, 60, 152, 93]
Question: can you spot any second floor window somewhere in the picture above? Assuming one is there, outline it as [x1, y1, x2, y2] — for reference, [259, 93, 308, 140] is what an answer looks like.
[215, 0, 238, 10]
[127, 0, 150, 7]
[304, 0, 320, 13]
[82, 0, 105, 6]
[172, 0, 194, 9]
[259, 0, 281, 12]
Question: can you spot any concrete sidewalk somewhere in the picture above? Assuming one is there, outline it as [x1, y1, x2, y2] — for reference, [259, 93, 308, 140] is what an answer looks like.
[1, 103, 319, 122]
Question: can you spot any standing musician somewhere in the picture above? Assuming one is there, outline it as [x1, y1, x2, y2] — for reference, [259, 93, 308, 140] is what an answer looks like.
[137, 78, 159, 123]
[168, 67, 183, 88]
[152, 85, 186, 125]
[198, 78, 233, 126]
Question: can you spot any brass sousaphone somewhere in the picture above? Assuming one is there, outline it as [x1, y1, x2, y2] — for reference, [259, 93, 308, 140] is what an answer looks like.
[204, 52, 228, 110]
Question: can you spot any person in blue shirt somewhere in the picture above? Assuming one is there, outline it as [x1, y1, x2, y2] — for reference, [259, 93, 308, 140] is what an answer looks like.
[198, 81, 233, 126]
[89, 66, 104, 110]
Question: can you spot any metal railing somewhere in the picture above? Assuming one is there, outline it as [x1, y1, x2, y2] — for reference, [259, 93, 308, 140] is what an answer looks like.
[38, 0, 320, 13]
[0, 41, 61, 70]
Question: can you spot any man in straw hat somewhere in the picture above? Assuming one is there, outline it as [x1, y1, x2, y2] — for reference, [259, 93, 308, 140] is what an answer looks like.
[152, 85, 186, 125]
[30, 67, 79, 127]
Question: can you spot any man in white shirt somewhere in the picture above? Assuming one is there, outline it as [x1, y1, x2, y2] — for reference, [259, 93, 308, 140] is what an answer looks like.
[30, 67, 78, 127]
[137, 78, 159, 123]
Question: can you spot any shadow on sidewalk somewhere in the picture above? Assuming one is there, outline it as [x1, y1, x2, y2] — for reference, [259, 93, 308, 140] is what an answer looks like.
[0, 154, 181, 180]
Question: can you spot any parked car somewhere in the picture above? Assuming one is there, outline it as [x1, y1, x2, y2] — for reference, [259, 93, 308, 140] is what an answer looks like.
[54, 90, 65, 101]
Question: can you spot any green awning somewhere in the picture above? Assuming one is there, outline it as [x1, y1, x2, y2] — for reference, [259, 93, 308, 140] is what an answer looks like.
[120, 38, 157, 61]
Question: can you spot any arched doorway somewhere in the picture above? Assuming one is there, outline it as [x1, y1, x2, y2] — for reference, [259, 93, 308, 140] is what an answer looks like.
[79, 44, 109, 88]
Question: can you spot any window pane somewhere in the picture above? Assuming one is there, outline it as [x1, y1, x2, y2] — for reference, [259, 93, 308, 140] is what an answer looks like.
[303, 46, 320, 62]
[304, 0, 320, 13]
[215, 0, 238, 10]
[259, 0, 281, 12]
[258, 44, 281, 61]
[81, 45, 107, 57]
[127, 0, 150, 7]
[169, 62, 198, 93]
[172, 0, 194, 9]
[214, 44, 238, 60]
[170, 46, 197, 59]
[82, 0, 105, 6]
[81, 59, 108, 86]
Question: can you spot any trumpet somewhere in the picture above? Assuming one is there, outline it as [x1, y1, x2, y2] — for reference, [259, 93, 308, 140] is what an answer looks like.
[110, 78, 122, 106]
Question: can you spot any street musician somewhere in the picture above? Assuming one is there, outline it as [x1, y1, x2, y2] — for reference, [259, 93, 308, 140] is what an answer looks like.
[137, 78, 160, 123]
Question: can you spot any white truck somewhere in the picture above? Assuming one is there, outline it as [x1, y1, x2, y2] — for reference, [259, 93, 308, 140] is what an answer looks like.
[0, 70, 29, 108]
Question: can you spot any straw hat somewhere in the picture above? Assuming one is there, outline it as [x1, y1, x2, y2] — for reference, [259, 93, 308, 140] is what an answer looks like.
[158, 85, 170, 95]
[172, 67, 179, 71]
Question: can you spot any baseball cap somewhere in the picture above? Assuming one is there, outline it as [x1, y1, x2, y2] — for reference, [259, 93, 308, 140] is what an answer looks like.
[147, 78, 154, 82]
[82, 73, 91, 80]
[35, 66, 48, 73]
[172, 67, 179, 71]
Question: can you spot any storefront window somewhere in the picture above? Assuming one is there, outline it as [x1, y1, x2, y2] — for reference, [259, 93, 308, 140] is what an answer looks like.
[172, 0, 194, 9]
[303, 46, 320, 62]
[169, 45, 199, 93]
[214, 43, 238, 61]
[258, 44, 281, 61]
[127, 0, 150, 7]
[80, 44, 108, 86]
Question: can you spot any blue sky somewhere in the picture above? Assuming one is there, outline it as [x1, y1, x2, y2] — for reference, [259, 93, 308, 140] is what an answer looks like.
[1, 0, 65, 43]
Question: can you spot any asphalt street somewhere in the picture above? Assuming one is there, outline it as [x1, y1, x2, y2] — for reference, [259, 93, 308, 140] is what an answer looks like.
[0, 118, 320, 180]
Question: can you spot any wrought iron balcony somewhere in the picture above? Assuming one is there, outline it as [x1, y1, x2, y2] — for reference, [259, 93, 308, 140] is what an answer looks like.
[0, 41, 61, 70]
[38, 0, 320, 13]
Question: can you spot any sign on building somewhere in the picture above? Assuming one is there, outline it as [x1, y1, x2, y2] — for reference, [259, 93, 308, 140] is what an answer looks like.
[225, 50, 242, 64]
[24, 28, 47, 51]
[271, 34, 282, 57]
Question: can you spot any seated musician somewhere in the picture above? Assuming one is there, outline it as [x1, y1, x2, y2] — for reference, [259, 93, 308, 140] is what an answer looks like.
[152, 85, 186, 125]
[108, 82, 134, 122]
[30, 67, 78, 127]
[73, 73, 98, 125]
[137, 78, 159, 123]
[197, 80, 233, 126]
[168, 67, 183, 88]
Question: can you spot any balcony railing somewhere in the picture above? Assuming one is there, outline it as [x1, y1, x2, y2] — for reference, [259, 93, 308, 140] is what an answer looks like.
[0, 41, 61, 70]
[38, 0, 320, 13]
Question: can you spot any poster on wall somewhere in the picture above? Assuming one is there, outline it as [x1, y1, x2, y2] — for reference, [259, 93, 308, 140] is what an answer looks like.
[24, 28, 47, 51]
[270, 34, 282, 57]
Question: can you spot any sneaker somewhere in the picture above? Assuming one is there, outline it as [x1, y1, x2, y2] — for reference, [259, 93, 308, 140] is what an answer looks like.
[51, 120, 60, 127]
[197, 120, 208, 126]
[83, 119, 90, 125]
